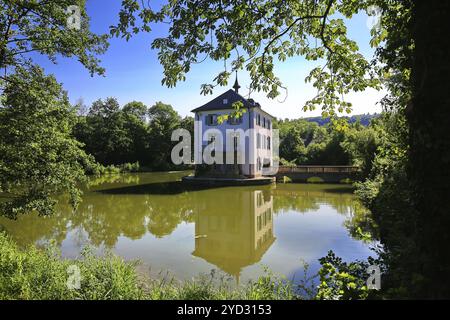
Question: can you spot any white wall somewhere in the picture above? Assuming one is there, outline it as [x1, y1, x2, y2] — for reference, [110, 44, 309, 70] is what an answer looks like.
[194, 108, 273, 177]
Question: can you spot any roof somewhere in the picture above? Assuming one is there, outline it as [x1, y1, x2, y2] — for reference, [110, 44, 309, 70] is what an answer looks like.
[191, 89, 260, 113]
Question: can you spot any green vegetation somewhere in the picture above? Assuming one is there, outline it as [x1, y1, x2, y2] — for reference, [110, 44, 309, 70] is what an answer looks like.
[0, 67, 96, 219]
[0, 232, 295, 300]
[315, 251, 380, 300]
[277, 117, 382, 178]
[305, 114, 379, 127]
[0, 232, 144, 300]
[74, 99, 193, 171]
[0, 0, 108, 77]
[92, 162, 142, 175]
[0, 0, 107, 218]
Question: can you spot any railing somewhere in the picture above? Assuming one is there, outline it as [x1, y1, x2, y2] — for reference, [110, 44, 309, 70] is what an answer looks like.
[277, 166, 359, 174]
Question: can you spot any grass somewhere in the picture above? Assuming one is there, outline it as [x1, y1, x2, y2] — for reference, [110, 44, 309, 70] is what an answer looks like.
[0, 232, 298, 300]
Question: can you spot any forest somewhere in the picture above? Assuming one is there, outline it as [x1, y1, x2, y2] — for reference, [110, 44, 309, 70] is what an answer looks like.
[73, 98, 194, 171]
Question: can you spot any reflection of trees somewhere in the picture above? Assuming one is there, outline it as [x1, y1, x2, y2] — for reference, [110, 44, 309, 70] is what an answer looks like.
[271, 183, 377, 243]
[343, 199, 379, 242]
[70, 195, 149, 247]
[0, 180, 197, 248]
[0, 193, 75, 247]
[0, 208, 69, 247]
[272, 184, 356, 215]
[70, 190, 195, 246]
[0, 176, 370, 253]
[146, 193, 193, 238]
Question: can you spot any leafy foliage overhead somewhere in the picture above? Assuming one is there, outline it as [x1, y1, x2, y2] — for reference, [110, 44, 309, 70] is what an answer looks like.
[112, 0, 384, 116]
[0, 0, 108, 78]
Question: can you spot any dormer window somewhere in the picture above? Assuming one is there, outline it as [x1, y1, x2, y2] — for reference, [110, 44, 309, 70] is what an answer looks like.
[223, 99, 228, 104]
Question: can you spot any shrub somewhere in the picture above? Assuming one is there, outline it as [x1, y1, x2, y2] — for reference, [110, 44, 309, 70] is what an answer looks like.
[315, 251, 381, 300]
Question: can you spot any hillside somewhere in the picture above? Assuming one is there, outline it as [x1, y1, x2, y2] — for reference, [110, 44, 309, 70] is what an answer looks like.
[302, 114, 380, 126]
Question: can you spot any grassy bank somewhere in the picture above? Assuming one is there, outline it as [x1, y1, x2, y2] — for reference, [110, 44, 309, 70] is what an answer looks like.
[0, 232, 296, 300]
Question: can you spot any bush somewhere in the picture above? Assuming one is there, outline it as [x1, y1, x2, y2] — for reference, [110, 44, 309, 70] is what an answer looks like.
[118, 161, 141, 173]
[315, 251, 381, 300]
[87, 162, 142, 176]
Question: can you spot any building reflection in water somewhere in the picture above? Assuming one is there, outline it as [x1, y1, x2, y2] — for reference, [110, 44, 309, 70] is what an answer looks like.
[192, 190, 275, 282]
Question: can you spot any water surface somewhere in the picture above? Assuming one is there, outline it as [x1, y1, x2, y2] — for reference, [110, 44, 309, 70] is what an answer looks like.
[0, 171, 375, 284]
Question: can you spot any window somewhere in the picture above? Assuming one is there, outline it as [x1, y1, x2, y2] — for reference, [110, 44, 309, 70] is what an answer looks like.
[256, 114, 261, 126]
[257, 133, 261, 148]
[233, 136, 238, 151]
[227, 115, 242, 125]
[207, 135, 216, 157]
[205, 114, 218, 126]
[257, 192, 263, 207]
[267, 120, 271, 129]
[267, 136, 271, 150]
[262, 134, 266, 149]
[223, 99, 228, 104]
[263, 117, 266, 128]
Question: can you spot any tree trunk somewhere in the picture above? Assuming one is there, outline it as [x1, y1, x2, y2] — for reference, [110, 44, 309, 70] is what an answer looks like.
[410, 0, 450, 298]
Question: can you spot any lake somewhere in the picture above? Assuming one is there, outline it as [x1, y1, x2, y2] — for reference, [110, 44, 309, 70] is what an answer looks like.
[0, 171, 375, 285]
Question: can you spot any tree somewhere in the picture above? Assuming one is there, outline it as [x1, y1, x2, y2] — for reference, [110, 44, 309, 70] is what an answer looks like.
[75, 98, 134, 165]
[0, 67, 94, 218]
[122, 102, 149, 164]
[279, 120, 310, 163]
[277, 118, 350, 165]
[0, 0, 108, 78]
[89, 97, 121, 117]
[408, 1, 450, 298]
[112, 0, 450, 297]
[0, 0, 108, 217]
[341, 120, 381, 177]
[147, 102, 181, 170]
[74, 99, 189, 169]
[123, 101, 148, 122]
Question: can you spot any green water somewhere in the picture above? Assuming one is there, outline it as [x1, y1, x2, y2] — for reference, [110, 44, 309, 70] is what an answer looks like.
[0, 171, 375, 284]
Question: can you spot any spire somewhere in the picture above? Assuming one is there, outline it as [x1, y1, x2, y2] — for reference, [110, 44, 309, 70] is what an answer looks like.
[232, 71, 241, 94]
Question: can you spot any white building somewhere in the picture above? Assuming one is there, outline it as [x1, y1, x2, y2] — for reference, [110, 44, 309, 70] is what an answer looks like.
[192, 78, 275, 178]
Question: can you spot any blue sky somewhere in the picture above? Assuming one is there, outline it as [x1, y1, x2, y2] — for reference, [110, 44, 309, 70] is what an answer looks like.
[34, 0, 384, 119]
